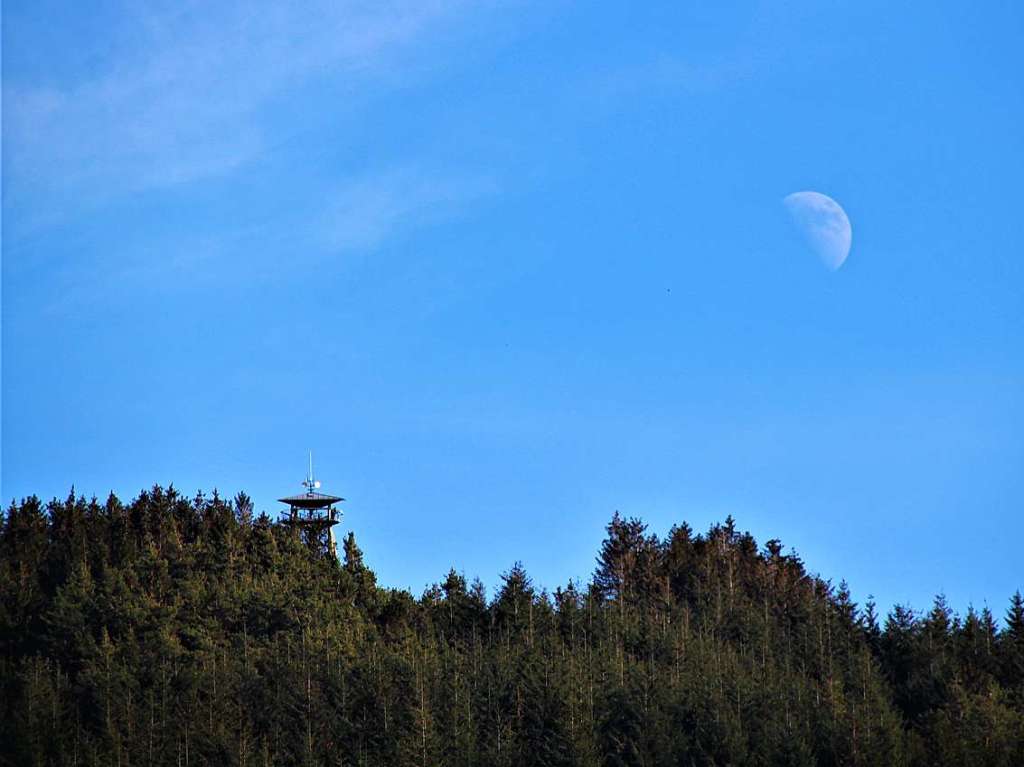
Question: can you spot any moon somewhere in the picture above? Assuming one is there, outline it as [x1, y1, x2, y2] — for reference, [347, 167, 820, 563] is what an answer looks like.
[783, 191, 852, 271]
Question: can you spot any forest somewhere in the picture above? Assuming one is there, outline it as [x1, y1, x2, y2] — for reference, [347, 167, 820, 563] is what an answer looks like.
[1, 487, 1022, 766]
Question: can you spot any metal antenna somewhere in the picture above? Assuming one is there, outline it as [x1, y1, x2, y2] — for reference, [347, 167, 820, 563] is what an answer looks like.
[303, 450, 315, 493]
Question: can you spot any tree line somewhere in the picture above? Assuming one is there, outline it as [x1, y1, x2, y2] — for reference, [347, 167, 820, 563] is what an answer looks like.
[1, 487, 1022, 766]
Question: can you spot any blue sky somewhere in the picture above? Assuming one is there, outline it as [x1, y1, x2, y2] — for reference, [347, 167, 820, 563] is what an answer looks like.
[4, 1, 1022, 617]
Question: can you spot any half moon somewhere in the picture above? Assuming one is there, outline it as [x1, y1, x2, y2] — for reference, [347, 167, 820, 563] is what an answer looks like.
[783, 191, 852, 271]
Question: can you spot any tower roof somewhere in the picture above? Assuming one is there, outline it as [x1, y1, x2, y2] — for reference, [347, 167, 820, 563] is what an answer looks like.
[278, 491, 344, 509]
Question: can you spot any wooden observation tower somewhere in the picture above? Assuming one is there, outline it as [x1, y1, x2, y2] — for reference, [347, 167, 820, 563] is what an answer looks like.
[279, 453, 344, 558]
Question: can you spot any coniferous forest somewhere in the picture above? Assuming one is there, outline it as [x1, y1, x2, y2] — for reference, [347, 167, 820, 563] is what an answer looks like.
[2, 488, 1022, 766]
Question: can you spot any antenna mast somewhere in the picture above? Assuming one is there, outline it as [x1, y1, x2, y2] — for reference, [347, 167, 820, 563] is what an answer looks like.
[303, 450, 320, 493]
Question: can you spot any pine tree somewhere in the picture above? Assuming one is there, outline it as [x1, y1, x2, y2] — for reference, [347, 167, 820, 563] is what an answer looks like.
[597, 688, 644, 767]
[1001, 591, 1024, 705]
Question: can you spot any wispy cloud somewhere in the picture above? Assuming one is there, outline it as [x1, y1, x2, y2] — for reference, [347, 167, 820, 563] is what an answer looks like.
[584, 50, 760, 108]
[5, 1, 470, 203]
[29, 164, 497, 315]
[322, 166, 496, 253]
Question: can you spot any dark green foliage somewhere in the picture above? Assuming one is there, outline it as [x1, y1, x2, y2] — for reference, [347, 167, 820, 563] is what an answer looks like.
[1, 488, 1021, 766]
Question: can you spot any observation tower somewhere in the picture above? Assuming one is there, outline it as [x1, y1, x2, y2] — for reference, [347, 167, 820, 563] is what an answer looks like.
[279, 453, 344, 558]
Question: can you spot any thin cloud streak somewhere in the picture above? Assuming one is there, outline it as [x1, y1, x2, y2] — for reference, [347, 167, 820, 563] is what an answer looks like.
[5, 1, 471, 204]
[28, 164, 498, 315]
[322, 167, 497, 253]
